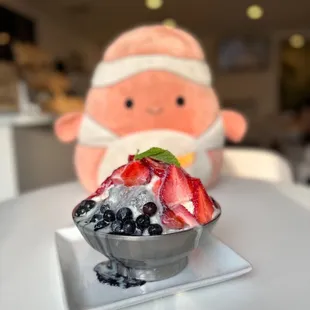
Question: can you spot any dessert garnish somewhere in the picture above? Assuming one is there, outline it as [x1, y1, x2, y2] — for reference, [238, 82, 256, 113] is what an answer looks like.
[73, 147, 219, 236]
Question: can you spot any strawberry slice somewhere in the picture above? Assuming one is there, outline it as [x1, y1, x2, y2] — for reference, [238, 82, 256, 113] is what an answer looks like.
[96, 176, 113, 194]
[170, 205, 198, 227]
[100, 176, 113, 187]
[141, 158, 167, 177]
[110, 165, 126, 185]
[121, 161, 151, 186]
[191, 178, 214, 224]
[152, 178, 163, 196]
[87, 192, 97, 200]
[88, 176, 113, 198]
[161, 208, 185, 229]
[160, 165, 192, 207]
[127, 154, 135, 162]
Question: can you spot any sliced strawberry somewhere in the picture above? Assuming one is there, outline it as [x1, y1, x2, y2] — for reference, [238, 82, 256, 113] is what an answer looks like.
[161, 208, 185, 229]
[170, 204, 198, 228]
[100, 176, 113, 187]
[87, 192, 97, 200]
[121, 161, 151, 186]
[160, 165, 192, 207]
[110, 165, 126, 185]
[128, 154, 135, 162]
[141, 158, 167, 177]
[181, 167, 192, 178]
[152, 178, 163, 196]
[87, 176, 113, 198]
[95, 176, 113, 195]
[191, 178, 214, 224]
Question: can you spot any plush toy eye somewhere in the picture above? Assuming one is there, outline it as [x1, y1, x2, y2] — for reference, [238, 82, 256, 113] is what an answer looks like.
[176, 96, 185, 106]
[125, 98, 134, 109]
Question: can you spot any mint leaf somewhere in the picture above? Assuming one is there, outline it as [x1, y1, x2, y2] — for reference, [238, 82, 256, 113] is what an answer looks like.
[134, 147, 163, 159]
[151, 152, 181, 167]
[134, 147, 181, 167]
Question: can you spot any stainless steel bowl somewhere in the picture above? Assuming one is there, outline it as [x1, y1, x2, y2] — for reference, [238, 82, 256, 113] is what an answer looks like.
[74, 204, 221, 282]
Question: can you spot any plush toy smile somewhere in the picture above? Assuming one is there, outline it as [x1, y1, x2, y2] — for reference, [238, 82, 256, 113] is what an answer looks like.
[146, 107, 163, 115]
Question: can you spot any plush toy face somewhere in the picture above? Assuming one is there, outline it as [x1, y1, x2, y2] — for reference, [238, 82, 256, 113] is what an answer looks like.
[55, 25, 247, 193]
[86, 71, 219, 137]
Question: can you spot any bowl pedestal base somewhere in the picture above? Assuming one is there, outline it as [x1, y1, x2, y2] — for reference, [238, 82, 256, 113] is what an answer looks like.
[94, 257, 188, 283]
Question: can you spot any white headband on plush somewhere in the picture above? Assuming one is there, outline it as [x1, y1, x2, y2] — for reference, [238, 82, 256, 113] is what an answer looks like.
[91, 55, 212, 87]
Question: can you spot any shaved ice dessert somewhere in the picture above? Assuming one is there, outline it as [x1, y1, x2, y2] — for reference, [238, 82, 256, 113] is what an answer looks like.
[73, 147, 220, 236]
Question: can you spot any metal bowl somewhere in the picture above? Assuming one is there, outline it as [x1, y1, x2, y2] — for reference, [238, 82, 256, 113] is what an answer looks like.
[74, 203, 221, 282]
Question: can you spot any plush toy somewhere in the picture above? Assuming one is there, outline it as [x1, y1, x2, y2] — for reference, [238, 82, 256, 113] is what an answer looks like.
[54, 25, 247, 193]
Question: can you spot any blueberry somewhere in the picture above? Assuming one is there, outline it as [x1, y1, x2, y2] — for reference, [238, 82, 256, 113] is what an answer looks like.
[148, 224, 163, 236]
[90, 214, 103, 223]
[83, 199, 96, 210]
[136, 215, 150, 230]
[100, 203, 110, 213]
[75, 206, 87, 217]
[123, 220, 136, 235]
[94, 220, 109, 231]
[142, 202, 157, 217]
[116, 208, 133, 222]
[111, 220, 123, 233]
[75, 200, 96, 217]
[134, 228, 143, 236]
[103, 210, 115, 222]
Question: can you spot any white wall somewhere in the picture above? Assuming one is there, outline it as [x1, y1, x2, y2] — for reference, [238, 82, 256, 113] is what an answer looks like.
[0, 127, 18, 202]
[2, 0, 101, 70]
[202, 29, 310, 145]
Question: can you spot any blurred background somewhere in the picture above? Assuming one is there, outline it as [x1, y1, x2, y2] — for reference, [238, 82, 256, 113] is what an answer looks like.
[0, 0, 309, 202]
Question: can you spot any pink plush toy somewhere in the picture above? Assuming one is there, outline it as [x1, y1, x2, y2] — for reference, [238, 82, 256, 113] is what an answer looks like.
[54, 25, 247, 193]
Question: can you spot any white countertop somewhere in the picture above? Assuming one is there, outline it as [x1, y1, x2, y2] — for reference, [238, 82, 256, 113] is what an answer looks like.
[0, 177, 309, 310]
[0, 113, 54, 127]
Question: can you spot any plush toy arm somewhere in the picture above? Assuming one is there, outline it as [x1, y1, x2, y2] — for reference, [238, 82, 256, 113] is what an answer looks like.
[74, 146, 106, 193]
[221, 109, 247, 143]
[54, 112, 83, 143]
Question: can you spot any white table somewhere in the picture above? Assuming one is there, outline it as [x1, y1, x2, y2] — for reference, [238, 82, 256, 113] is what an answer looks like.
[0, 177, 310, 310]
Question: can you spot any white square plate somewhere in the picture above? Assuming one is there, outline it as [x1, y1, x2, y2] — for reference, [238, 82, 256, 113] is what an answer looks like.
[55, 227, 252, 310]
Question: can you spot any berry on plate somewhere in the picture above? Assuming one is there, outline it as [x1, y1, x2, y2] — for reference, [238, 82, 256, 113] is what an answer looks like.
[91, 177, 113, 197]
[94, 220, 109, 231]
[127, 154, 135, 162]
[123, 220, 136, 235]
[116, 207, 133, 222]
[170, 204, 198, 228]
[152, 178, 162, 196]
[161, 209, 185, 229]
[141, 157, 167, 177]
[142, 202, 158, 217]
[148, 224, 163, 235]
[160, 165, 192, 208]
[121, 161, 151, 186]
[191, 178, 214, 224]
[136, 215, 151, 230]
[103, 210, 116, 223]
[110, 165, 126, 185]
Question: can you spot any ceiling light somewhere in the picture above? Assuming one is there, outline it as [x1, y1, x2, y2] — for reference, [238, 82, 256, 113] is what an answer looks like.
[163, 18, 177, 28]
[0, 32, 10, 46]
[246, 5, 264, 20]
[145, 0, 163, 10]
[289, 34, 305, 49]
